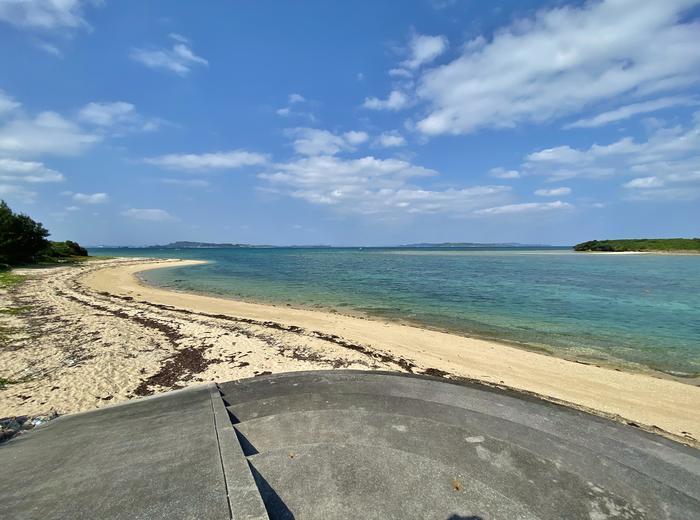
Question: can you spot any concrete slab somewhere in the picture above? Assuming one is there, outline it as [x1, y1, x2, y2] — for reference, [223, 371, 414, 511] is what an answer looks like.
[0, 383, 266, 520]
[2, 370, 699, 519]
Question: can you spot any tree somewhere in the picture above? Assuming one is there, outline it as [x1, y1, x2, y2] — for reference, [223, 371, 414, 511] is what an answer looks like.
[0, 200, 50, 265]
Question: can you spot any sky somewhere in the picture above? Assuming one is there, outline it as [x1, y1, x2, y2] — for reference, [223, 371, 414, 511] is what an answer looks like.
[0, 0, 699, 246]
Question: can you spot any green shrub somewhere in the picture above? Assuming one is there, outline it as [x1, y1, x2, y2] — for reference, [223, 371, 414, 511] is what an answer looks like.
[0, 201, 50, 265]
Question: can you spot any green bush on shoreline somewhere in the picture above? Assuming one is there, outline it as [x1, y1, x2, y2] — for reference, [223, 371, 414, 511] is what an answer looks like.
[574, 238, 700, 252]
[0, 200, 88, 267]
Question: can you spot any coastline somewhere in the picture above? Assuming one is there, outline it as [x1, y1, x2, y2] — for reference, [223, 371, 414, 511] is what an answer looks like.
[92, 258, 700, 444]
[2, 257, 698, 447]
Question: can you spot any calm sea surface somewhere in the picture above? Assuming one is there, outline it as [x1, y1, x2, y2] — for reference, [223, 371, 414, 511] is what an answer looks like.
[89, 247, 700, 376]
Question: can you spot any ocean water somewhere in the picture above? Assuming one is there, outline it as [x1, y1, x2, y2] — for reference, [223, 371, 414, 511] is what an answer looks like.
[89, 247, 700, 376]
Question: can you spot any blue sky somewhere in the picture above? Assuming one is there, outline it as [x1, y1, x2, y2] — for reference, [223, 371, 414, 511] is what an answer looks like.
[0, 0, 699, 246]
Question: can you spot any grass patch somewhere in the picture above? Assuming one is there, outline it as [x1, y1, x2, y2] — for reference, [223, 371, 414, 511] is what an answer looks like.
[0, 271, 26, 289]
[0, 376, 16, 390]
[0, 305, 31, 316]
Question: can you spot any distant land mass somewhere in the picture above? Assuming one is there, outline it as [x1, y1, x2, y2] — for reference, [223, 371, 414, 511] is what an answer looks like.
[94, 241, 553, 249]
[397, 242, 552, 248]
[574, 238, 700, 252]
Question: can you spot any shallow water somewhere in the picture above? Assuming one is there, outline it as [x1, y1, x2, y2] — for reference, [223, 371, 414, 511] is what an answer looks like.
[90, 247, 700, 376]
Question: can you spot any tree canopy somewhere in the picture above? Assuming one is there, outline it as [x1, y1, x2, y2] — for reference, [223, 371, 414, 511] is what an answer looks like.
[0, 200, 50, 266]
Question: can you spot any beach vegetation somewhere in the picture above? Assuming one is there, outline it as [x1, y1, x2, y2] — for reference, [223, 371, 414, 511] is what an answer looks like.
[0, 271, 26, 289]
[0, 200, 88, 266]
[0, 305, 32, 316]
[574, 238, 700, 252]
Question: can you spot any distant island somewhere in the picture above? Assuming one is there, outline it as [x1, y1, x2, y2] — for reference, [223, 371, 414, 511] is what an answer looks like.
[96, 241, 551, 249]
[146, 241, 274, 249]
[397, 242, 551, 248]
[574, 238, 700, 253]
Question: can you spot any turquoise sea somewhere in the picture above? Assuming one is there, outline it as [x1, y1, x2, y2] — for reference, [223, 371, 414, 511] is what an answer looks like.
[89, 247, 700, 377]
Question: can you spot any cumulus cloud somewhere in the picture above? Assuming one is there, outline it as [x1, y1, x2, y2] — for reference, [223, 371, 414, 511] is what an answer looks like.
[566, 96, 699, 129]
[375, 131, 406, 148]
[123, 208, 178, 222]
[144, 150, 268, 172]
[363, 90, 409, 111]
[78, 101, 135, 126]
[414, 0, 700, 134]
[475, 201, 573, 215]
[286, 128, 368, 156]
[401, 34, 448, 70]
[0, 111, 100, 156]
[259, 154, 511, 217]
[0, 158, 63, 183]
[498, 111, 700, 201]
[72, 192, 108, 204]
[0, 0, 97, 30]
[488, 167, 520, 179]
[534, 187, 571, 197]
[0, 90, 20, 115]
[131, 35, 208, 76]
[276, 93, 316, 120]
[623, 176, 671, 189]
[0, 184, 36, 202]
[77, 101, 162, 133]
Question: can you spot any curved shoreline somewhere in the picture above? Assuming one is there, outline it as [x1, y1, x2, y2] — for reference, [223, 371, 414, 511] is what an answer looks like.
[83, 258, 700, 445]
[136, 259, 696, 381]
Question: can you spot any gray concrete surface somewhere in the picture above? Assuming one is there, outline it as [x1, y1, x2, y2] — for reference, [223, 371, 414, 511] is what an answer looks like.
[2, 370, 699, 519]
[0, 383, 267, 520]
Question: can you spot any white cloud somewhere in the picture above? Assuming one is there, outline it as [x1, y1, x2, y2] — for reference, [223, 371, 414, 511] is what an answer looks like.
[160, 178, 210, 188]
[77, 101, 162, 133]
[343, 130, 369, 145]
[363, 90, 409, 111]
[401, 34, 448, 70]
[489, 167, 520, 179]
[475, 201, 573, 216]
[287, 128, 367, 156]
[35, 41, 63, 57]
[389, 68, 413, 78]
[78, 101, 135, 126]
[375, 131, 406, 148]
[566, 96, 699, 128]
[123, 208, 177, 222]
[534, 187, 571, 197]
[507, 111, 700, 201]
[623, 176, 664, 189]
[144, 150, 267, 172]
[72, 192, 108, 204]
[168, 33, 189, 44]
[0, 91, 20, 115]
[131, 35, 208, 76]
[276, 94, 316, 120]
[260, 154, 511, 217]
[0, 111, 100, 156]
[414, 1, 700, 134]
[0, 0, 96, 30]
[0, 184, 36, 202]
[0, 158, 63, 182]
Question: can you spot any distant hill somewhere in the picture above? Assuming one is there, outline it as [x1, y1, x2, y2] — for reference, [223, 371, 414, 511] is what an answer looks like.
[134, 242, 333, 249]
[145, 241, 270, 249]
[574, 238, 700, 252]
[398, 242, 551, 248]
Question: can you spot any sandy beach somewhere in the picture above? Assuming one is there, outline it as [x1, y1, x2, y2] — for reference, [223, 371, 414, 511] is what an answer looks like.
[1, 257, 699, 446]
